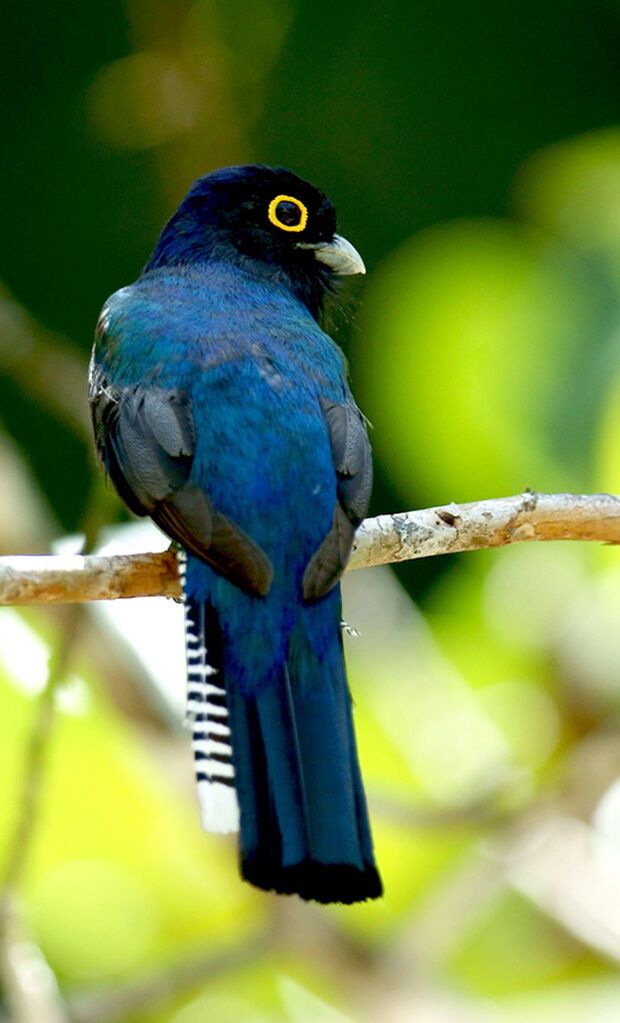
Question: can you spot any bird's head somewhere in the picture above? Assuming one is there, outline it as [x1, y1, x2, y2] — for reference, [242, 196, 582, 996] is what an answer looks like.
[145, 165, 365, 318]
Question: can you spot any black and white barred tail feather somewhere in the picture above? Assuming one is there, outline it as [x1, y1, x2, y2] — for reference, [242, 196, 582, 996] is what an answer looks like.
[177, 551, 381, 903]
[178, 551, 239, 833]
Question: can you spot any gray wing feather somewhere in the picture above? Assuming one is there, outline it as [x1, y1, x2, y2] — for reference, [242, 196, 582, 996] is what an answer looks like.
[303, 397, 372, 602]
[89, 362, 273, 596]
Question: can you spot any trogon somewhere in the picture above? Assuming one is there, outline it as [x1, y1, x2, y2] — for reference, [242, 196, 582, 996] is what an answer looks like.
[89, 165, 382, 903]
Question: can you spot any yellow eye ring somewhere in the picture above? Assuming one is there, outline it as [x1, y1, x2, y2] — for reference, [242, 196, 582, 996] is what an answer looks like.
[268, 194, 308, 232]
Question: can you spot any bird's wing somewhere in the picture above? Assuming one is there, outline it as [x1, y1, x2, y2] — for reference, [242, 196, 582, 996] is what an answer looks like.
[303, 397, 372, 601]
[89, 361, 273, 596]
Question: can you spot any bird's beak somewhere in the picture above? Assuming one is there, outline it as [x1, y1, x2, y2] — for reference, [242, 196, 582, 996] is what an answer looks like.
[299, 234, 366, 276]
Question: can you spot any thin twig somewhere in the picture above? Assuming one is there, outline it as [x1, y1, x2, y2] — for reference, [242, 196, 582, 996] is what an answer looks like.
[1, 605, 85, 891]
[68, 929, 274, 1023]
[0, 492, 619, 606]
[0, 895, 68, 1023]
[0, 604, 85, 1023]
[0, 285, 90, 440]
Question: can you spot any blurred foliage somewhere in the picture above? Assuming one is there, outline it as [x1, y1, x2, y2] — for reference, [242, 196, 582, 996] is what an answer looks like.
[2, 0, 620, 1020]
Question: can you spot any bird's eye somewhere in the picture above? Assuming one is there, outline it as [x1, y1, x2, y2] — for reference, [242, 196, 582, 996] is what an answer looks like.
[267, 194, 308, 233]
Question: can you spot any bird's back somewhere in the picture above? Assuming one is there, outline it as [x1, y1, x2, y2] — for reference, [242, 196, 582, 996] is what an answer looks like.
[98, 262, 348, 577]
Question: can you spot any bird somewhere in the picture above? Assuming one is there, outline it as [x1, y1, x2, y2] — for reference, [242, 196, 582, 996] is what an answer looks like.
[89, 164, 382, 904]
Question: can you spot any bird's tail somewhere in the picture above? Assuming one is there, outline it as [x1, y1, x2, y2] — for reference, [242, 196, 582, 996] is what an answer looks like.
[182, 582, 382, 904]
[182, 592, 240, 834]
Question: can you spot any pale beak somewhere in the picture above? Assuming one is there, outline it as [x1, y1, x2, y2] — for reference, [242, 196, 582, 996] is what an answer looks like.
[299, 234, 366, 276]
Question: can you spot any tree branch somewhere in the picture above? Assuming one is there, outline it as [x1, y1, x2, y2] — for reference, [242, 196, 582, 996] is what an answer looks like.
[349, 490, 620, 569]
[0, 491, 618, 606]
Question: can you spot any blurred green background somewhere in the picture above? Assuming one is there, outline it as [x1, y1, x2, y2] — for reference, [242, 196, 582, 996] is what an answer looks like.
[3, 1, 620, 1020]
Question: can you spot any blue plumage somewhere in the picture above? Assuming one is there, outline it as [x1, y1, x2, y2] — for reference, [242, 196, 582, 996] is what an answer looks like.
[89, 165, 381, 903]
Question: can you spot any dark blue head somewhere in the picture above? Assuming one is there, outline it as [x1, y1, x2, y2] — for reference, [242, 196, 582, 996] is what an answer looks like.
[144, 165, 365, 318]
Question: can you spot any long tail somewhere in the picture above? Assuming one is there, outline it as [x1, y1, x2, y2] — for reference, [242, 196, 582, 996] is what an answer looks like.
[182, 582, 382, 904]
[182, 582, 239, 833]
[235, 620, 383, 904]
